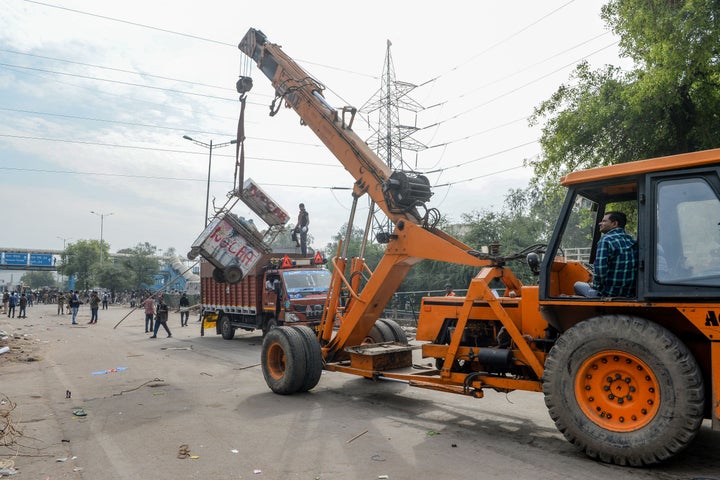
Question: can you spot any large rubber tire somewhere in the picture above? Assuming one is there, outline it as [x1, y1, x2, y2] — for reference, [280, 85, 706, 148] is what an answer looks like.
[262, 317, 278, 338]
[291, 326, 323, 392]
[219, 315, 235, 340]
[261, 327, 307, 395]
[212, 267, 226, 283]
[543, 315, 704, 466]
[225, 266, 243, 284]
[365, 321, 394, 344]
[378, 318, 408, 345]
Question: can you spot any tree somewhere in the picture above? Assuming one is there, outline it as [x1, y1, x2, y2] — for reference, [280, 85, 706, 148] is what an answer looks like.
[58, 240, 103, 290]
[92, 262, 134, 292]
[116, 243, 160, 290]
[530, 0, 720, 191]
[20, 271, 57, 289]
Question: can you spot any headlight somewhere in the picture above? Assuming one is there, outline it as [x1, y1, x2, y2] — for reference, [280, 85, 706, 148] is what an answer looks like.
[285, 312, 300, 323]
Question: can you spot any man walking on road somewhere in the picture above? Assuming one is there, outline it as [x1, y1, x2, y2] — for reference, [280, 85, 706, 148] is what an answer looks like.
[150, 296, 172, 338]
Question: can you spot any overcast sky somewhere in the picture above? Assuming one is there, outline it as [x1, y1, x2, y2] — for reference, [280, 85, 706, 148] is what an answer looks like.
[0, 0, 628, 262]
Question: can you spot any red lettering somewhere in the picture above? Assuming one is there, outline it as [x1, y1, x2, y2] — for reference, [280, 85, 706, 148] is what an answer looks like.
[233, 245, 256, 267]
[209, 226, 223, 242]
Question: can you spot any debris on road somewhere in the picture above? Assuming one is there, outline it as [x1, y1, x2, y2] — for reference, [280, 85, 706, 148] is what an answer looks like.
[346, 429, 368, 443]
[92, 367, 127, 375]
[0, 395, 22, 446]
[177, 444, 191, 459]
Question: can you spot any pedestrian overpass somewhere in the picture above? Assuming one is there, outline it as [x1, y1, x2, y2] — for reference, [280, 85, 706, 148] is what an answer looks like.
[0, 249, 60, 271]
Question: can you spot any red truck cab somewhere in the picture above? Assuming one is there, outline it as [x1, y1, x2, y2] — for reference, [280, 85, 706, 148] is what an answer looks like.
[201, 252, 330, 339]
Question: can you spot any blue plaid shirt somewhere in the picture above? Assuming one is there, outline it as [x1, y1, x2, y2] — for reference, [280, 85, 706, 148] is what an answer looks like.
[593, 227, 637, 297]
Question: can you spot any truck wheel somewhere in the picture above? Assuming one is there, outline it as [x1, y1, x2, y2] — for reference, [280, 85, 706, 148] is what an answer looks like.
[219, 315, 235, 340]
[378, 319, 408, 344]
[364, 321, 394, 344]
[212, 268, 226, 283]
[261, 327, 307, 395]
[543, 315, 704, 466]
[225, 266, 243, 284]
[262, 318, 278, 337]
[291, 326, 323, 392]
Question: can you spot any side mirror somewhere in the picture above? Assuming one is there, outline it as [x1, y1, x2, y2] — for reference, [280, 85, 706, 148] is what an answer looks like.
[526, 252, 541, 275]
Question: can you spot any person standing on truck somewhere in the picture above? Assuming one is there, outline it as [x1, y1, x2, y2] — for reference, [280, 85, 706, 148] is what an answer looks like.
[179, 292, 190, 327]
[574, 211, 638, 297]
[143, 296, 155, 333]
[294, 203, 309, 256]
[444, 284, 456, 297]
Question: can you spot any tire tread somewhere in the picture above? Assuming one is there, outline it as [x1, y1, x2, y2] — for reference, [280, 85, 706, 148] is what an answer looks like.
[542, 314, 704, 466]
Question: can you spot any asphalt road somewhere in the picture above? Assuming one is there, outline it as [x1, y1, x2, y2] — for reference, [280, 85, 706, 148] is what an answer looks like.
[1, 303, 719, 480]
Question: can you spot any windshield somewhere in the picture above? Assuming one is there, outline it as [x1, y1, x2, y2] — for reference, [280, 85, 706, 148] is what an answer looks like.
[282, 269, 331, 296]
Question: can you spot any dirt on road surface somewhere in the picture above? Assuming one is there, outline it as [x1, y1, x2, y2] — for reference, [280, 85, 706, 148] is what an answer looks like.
[1, 303, 719, 480]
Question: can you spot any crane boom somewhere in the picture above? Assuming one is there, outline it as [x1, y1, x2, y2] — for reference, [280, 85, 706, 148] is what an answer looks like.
[238, 28, 433, 225]
[238, 27, 489, 358]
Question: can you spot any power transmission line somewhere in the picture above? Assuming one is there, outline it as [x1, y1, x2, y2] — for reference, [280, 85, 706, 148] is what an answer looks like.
[0, 108, 322, 148]
[0, 48, 237, 93]
[24, 0, 376, 79]
[424, 0, 578, 84]
[0, 62, 239, 103]
[0, 134, 337, 165]
[1, 63, 240, 122]
[1, 165, 350, 190]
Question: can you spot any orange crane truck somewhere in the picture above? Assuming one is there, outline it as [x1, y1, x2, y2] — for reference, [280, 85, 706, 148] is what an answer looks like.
[236, 28, 720, 466]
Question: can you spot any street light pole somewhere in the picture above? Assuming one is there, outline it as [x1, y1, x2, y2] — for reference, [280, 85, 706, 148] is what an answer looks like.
[90, 211, 114, 264]
[183, 135, 237, 227]
[56, 236, 73, 250]
[56, 236, 73, 285]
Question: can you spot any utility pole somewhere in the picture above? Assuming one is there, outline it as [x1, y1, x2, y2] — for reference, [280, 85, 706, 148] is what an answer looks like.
[90, 211, 114, 265]
[183, 135, 237, 227]
[56, 236, 73, 285]
[361, 40, 427, 238]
